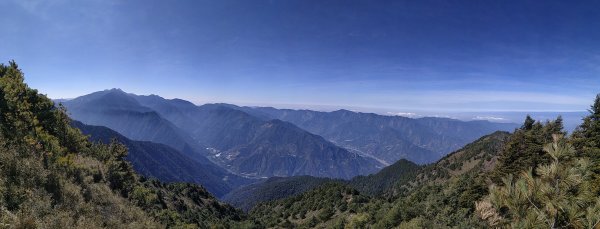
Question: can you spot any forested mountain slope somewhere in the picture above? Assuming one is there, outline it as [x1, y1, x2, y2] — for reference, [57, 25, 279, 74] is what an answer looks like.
[4, 61, 600, 228]
[223, 176, 333, 211]
[224, 131, 508, 212]
[72, 121, 252, 197]
[244, 130, 510, 227]
[409, 131, 511, 188]
[225, 159, 422, 211]
[249, 107, 600, 228]
[250, 182, 372, 228]
[349, 159, 421, 196]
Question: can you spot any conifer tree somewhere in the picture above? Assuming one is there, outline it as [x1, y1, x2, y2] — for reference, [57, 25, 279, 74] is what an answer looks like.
[572, 94, 600, 193]
[477, 135, 600, 228]
[522, 115, 535, 130]
[543, 116, 566, 139]
[492, 116, 561, 183]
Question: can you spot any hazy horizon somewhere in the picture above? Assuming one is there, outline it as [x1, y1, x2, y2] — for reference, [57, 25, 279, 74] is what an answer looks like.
[53, 88, 589, 132]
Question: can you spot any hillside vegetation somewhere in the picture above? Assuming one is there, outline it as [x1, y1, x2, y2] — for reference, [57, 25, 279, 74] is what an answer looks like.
[3, 60, 600, 229]
[223, 176, 333, 211]
[73, 121, 253, 198]
[247, 130, 512, 228]
[0, 61, 251, 228]
[248, 103, 600, 228]
[225, 159, 421, 211]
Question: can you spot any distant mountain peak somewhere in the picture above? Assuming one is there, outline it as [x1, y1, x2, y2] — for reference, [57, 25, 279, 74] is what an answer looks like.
[99, 88, 130, 97]
[147, 94, 163, 98]
[334, 109, 353, 113]
[170, 98, 197, 106]
[107, 88, 124, 92]
[63, 88, 147, 111]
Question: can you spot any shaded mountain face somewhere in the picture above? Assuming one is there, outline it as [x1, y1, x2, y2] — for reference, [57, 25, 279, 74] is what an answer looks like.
[381, 130, 512, 198]
[224, 159, 421, 211]
[61, 89, 208, 162]
[348, 159, 421, 196]
[72, 121, 252, 198]
[134, 95, 383, 179]
[222, 176, 334, 211]
[207, 119, 383, 178]
[63, 90, 382, 180]
[233, 107, 518, 165]
[423, 131, 512, 179]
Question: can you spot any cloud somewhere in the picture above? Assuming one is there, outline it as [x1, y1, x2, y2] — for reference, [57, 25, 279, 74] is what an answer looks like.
[473, 116, 506, 121]
[386, 112, 420, 118]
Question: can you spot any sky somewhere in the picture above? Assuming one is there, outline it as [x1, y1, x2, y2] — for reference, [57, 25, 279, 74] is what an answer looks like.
[1, 0, 599, 121]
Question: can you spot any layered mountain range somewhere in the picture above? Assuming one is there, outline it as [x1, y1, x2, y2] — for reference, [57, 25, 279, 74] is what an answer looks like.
[235, 106, 517, 164]
[61, 89, 382, 181]
[3, 62, 592, 228]
[224, 131, 510, 210]
[60, 88, 517, 196]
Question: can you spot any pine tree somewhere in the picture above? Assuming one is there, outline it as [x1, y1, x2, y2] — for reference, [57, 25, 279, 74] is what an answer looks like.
[543, 116, 566, 139]
[522, 115, 535, 130]
[492, 116, 562, 183]
[572, 94, 600, 193]
[106, 139, 137, 197]
[573, 95, 600, 150]
[477, 135, 600, 228]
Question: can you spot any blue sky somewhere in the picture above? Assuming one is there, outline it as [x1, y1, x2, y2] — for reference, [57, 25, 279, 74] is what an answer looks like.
[1, 0, 599, 116]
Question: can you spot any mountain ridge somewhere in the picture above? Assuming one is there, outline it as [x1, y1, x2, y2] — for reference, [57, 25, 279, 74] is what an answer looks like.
[63, 90, 384, 180]
[224, 131, 509, 211]
[230, 105, 518, 164]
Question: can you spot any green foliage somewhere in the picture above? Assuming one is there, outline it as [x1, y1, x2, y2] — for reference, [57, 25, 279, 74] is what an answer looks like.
[349, 159, 421, 196]
[572, 94, 600, 194]
[249, 182, 371, 228]
[226, 160, 422, 213]
[106, 140, 137, 196]
[522, 115, 535, 130]
[244, 131, 511, 228]
[224, 176, 333, 211]
[492, 116, 565, 183]
[477, 136, 600, 228]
